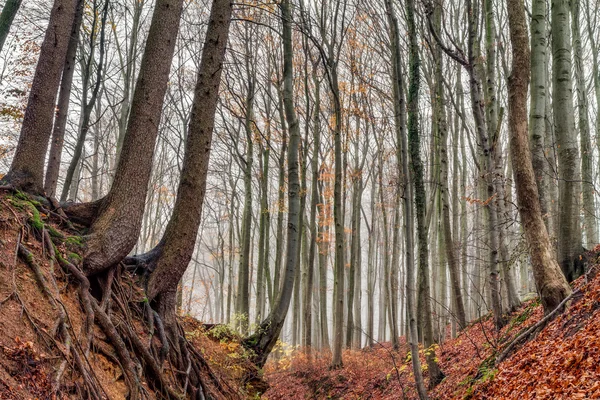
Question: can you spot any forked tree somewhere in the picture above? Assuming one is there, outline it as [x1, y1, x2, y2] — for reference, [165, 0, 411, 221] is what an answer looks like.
[82, 0, 185, 276]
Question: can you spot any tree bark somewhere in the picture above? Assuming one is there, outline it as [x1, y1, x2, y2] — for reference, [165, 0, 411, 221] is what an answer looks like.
[143, 0, 231, 328]
[407, 0, 443, 389]
[43, 0, 84, 197]
[61, 0, 109, 202]
[529, 0, 551, 232]
[571, 0, 597, 248]
[243, 0, 300, 367]
[385, 0, 428, 395]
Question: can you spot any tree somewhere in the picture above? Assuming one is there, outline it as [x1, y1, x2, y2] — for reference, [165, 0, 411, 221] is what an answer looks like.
[127, 0, 233, 335]
[60, 0, 109, 202]
[432, 0, 467, 330]
[406, 0, 444, 387]
[552, 0, 582, 281]
[529, 0, 551, 233]
[505, 0, 572, 313]
[243, 0, 301, 368]
[384, 0, 428, 396]
[44, 0, 85, 197]
[82, 0, 185, 276]
[571, 0, 597, 248]
[0, 0, 22, 53]
[2, 0, 78, 192]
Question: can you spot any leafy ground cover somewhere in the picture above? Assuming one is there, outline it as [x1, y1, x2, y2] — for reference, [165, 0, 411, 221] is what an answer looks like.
[264, 252, 600, 399]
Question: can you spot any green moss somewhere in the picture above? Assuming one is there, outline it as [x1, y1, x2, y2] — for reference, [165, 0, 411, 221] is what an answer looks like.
[68, 252, 82, 263]
[65, 236, 85, 247]
[14, 190, 29, 201]
[47, 225, 64, 239]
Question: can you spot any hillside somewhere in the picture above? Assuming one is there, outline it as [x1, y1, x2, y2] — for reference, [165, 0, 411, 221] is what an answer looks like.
[264, 254, 600, 399]
[0, 190, 259, 399]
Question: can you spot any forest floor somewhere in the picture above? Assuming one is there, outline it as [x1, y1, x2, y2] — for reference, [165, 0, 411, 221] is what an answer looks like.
[1, 190, 599, 399]
[264, 255, 600, 399]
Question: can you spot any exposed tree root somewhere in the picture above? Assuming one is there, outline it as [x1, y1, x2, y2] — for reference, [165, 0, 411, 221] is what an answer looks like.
[7, 195, 236, 399]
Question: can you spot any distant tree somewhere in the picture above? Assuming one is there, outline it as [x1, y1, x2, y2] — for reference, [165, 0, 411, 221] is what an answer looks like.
[244, 0, 301, 367]
[552, 0, 582, 280]
[406, 0, 444, 387]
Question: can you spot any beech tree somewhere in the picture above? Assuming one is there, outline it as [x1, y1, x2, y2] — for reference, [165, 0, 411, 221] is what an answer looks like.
[244, 0, 301, 367]
[126, 0, 232, 339]
[552, 0, 582, 281]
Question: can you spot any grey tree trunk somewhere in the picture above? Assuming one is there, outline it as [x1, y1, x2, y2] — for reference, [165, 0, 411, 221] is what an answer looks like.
[244, 0, 301, 367]
[571, 0, 597, 248]
[529, 0, 551, 232]
[273, 84, 288, 299]
[385, 0, 427, 394]
[0, 0, 22, 53]
[44, 0, 84, 197]
[61, 0, 109, 202]
[552, 0, 582, 281]
[434, 0, 467, 330]
[407, 0, 443, 389]
[304, 68, 321, 350]
[236, 41, 255, 333]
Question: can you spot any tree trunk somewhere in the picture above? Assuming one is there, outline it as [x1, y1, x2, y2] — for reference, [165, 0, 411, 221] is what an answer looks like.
[44, 0, 84, 197]
[61, 0, 109, 202]
[243, 0, 300, 367]
[135, 0, 232, 329]
[407, 0, 443, 390]
[2, 0, 78, 192]
[386, 0, 428, 395]
[529, 0, 551, 232]
[0, 0, 21, 52]
[505, 0, 572, 314]
[82, 0, 184, 275]
[273, 84, 288, 299]
[434, 0, 467, 330]
[330, 46, 345, 372]
[236, 39, 256, 333]
[552, 0, 582, 281]
[304, 70, 320, 350]
[571, 0, 597, 248]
